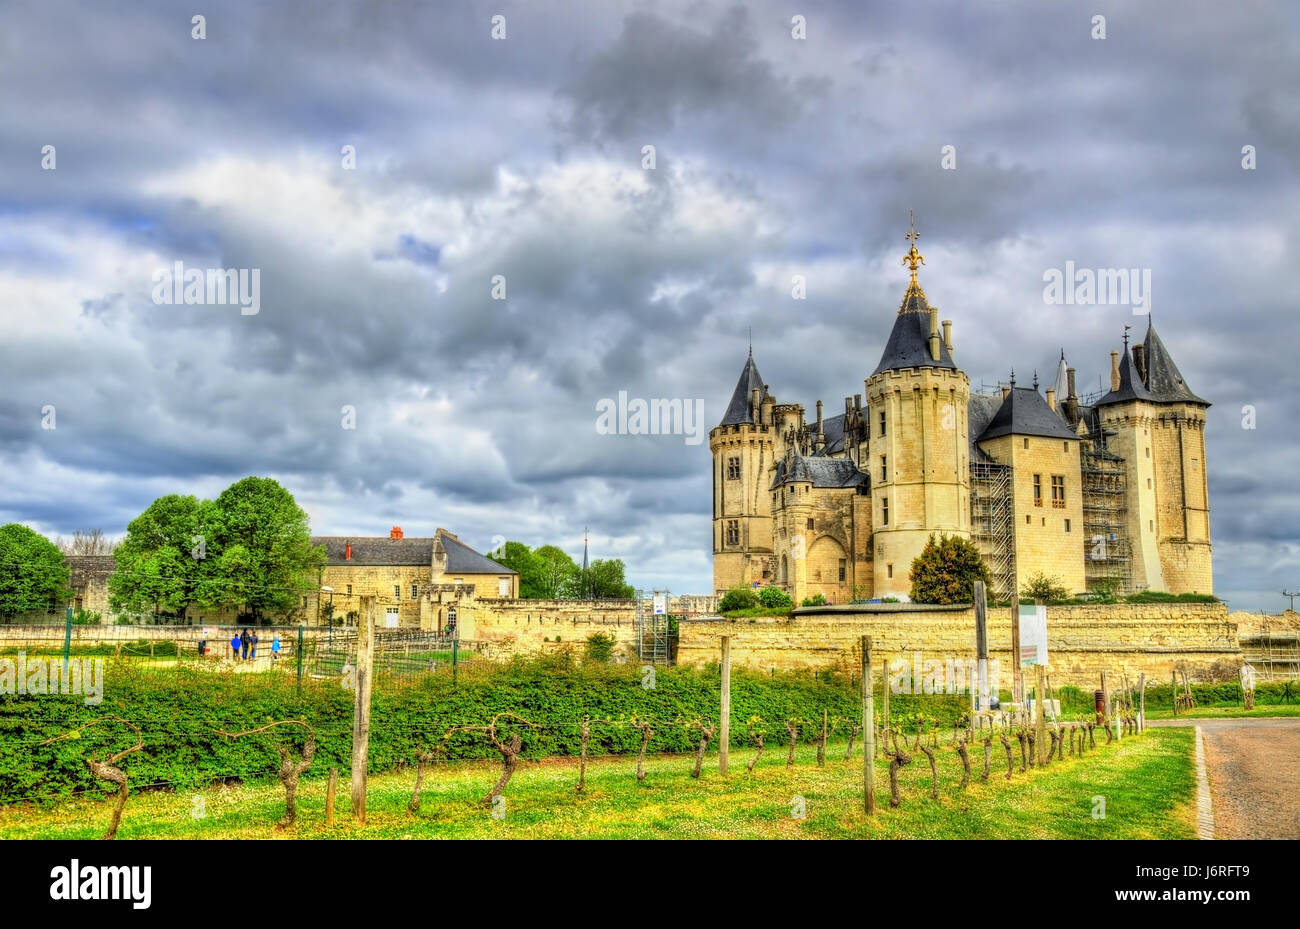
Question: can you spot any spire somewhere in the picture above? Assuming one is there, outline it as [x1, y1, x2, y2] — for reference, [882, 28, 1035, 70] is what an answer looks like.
[582, 527, 589, 573]
[1052, 349, 1070, 402]
[1032, 370, 1039, 390]
[1143, 318, 1208, 405]
[1096, 330, 1154, 406]
[871, 214, 957, 375]
[718, 349, 769, 426]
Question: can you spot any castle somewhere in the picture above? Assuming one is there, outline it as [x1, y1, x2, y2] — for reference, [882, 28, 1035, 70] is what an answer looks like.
[710, 227, 1212, 603]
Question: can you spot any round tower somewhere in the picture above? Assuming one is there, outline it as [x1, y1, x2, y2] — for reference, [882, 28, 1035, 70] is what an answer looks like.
[709, 348, 777, 594]
[865, 222, 971, 598]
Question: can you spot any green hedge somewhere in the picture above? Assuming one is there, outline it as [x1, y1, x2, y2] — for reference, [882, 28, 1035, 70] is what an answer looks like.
[0, 656, 971, 801]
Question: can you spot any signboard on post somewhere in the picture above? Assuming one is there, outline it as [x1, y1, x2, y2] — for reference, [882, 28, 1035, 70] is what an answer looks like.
[652, 592, 667, 615]
[1019, 603, 1048, 666]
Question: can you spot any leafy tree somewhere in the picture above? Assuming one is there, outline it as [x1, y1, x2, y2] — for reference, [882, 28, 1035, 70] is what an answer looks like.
[801, 593, 828, 607]
[758, 585, 793, 609]
[584, 631, 616, 663]
[585, 558, 634, 599]
[197, 477, 325, 622]
[533, 545, 580, 599]
[718, 587, 759, 612]
[109, 494, 209, 619]
[488, 542, 548, 598]
[0, 524, 70, 617]
[908, 533, 990, 604]
[1021, 572, 1071, 603]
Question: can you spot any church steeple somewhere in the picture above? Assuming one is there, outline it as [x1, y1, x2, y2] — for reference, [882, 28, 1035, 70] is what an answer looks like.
[872, 214, 957, 375]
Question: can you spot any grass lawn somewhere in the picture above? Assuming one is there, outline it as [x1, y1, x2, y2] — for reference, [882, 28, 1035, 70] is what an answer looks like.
[0, 729, 1195, 840]
[1145, 705, 1300, 720]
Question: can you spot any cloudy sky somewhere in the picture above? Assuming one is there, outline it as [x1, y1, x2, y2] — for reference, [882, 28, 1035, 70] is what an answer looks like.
[1, 1, 1296, 609]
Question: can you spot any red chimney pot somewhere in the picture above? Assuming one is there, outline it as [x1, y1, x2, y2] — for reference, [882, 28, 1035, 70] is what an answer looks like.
[390, 526, 404, 539]
[345, 542, 352, 560]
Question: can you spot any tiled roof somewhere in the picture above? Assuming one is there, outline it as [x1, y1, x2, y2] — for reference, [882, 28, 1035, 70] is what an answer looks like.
[1143, 322, 1207, 405]
[312, 530, 516, 573]
[977, 386, 1079, 442]
[871, 283, 957, 376]
[1096, 345, 1154, 406]
[772, 455, 869, 490]
[719, 352, 769, 426]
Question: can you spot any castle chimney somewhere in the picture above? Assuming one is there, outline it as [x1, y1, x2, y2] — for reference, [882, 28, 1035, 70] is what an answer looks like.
[390, 526, 403, 540]
[942, 319, 953, 354]
[751, 387, 761, 423]
[1046, 388, 1056, 411]
[1110, 350, 1121, 392]
[761, 389, 774, 426]
[815, 400, 823, 432]
[845, 396, 853, 416]
[1133, 343, 1147, 384]
[1067, 366, 1077, 400]
[815, 400, 825, 451]
[1065, 366, 1079, 423]
[928, 306, 941, 361]
[345, 542, 352, 561]
[1001, 386, 1010, 399]
[854, 394, 862, 411]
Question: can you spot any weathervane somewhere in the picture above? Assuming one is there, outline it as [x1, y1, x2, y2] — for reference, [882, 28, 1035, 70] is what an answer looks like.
[903, 210, 925, 283]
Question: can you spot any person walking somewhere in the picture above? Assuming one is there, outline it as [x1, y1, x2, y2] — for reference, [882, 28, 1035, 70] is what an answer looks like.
[240, 628, 251, 660]
[271, 635, 281, 662]
[230, 632, 241, 660]
[251, 629, 260, 660]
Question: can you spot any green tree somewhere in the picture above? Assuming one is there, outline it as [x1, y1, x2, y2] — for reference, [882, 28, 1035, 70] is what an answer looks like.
[908, 533, 990, 604]
[109, 494, 209, 619]
[586, 558, 635, 599]
[533, 545, 580, 599]
[1021, 572, 1071, 603]
[718, 586, 759, 612]
[488, 541, 548, 598]
[197, 477, 325, 622]
[757, 585, 793, 610]
[0, 524, 70, 617]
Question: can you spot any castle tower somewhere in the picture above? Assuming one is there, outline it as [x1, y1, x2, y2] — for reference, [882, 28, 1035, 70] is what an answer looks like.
[709, 348, 777, 594]
[864, 219, 971, 598]
[1141, 319, 1213, 592]
[1095, 332, 1166, 591]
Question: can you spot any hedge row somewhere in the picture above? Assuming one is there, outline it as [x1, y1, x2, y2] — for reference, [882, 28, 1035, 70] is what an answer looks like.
[1, 655, 970, 801]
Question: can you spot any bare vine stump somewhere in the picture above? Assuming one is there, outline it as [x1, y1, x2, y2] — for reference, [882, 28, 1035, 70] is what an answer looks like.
[1001, 733, 1014, 779]
[86, 759, 130, 840]
[634, 721, 653, 782]
[785, 721, 799, 768]
[918, 743, 938, 799]
[1017, 731, 1028, 772]
[955, 740, 971, 791]
[1056, 727, 1065, 761]
[845, 725, 860, 761]
[275, 738, 317, 828]
[409, 752, 435, 812]
[817, 711, 827, 768]
[1103, 722, 1114, 745]
[485, 732, 522, 805]
[326, 769, 337, 825]
[885, 735, 913, 807]
[981, 737, 993, 781]
[747, 733, 765, 773]
[1087, 723, 1096, 749]
[691, 723, 714, 779]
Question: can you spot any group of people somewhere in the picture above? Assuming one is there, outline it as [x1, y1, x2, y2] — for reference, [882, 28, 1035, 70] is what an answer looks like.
[228, 628, 281, 662]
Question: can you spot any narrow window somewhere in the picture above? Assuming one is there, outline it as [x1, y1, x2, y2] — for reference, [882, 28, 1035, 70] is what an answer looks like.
[1026, 514, 1031, 524]
[726, 520, 740, 545]
[1145, 447, 1151, 458]
[879, 411, 887, 436]
[1064, 519, 1071, 532]
[806, 518, 814, 530]
[887, 564, 894, 579]
[882, 498, 889, 525]
[881, 456, 887, 481]
[727, 456, 741, 480]
[394, 585, 401, 599]
[1063, 441, 1069, 452]
[346, 584, 352, 596]
[1023, 437, 1029, 449]
[411, 583, 419, 598]
[1051, 475, 1065, 508]
[1033, 474, 1042, 507]
[838, 559, 846, 582]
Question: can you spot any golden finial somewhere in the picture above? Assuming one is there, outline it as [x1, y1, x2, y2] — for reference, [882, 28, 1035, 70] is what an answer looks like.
[902, 210, 925, 284]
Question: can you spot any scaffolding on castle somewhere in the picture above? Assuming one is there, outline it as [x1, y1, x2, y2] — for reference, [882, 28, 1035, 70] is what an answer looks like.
[970, 461, 1015, 601]
[1080, 439, 1134, 594]
[635, 589, 672, 665]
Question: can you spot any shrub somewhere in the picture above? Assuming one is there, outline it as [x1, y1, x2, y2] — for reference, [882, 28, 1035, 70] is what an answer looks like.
[584, 632, 615, 663]
[71, 610, 101, 626]
[757, 586, 793, 610]
[909, 534, 990, 604]
[718, 587, 759, 612]
[800, 593, 828, 607]
[1021, 573, 1071, 603]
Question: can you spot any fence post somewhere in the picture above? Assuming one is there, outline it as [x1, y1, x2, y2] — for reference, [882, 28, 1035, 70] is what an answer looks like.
[296, 625, 304, 692]
[452, 637, 459, 685]
[861, 636, 875, 815]
[62, 606, 73, 674]
[719, 636, 731, 775]
[1137, 672, 1146, 731]
[351, 595, 376, 824]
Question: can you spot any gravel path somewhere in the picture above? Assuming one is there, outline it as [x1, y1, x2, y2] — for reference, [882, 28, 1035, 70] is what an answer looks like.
[1148, 717, 1300, 839]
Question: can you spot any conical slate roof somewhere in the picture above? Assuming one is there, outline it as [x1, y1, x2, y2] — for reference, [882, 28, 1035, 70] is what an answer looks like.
[718, 351, 770, 426]
[1143, 321, 1207, 405]
[978, 386, 1079, 442]
[1096, 344, 1154, 406]
[871, 282, 956, 376]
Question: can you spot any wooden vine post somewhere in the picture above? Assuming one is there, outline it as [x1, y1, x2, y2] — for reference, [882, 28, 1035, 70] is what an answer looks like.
[719, 636, 731, 775]
[1036, 665, 1048, 765]
[1137, 672, 1146, 731]
[861, 635, 875, 815]
[351, 594, 376, 824]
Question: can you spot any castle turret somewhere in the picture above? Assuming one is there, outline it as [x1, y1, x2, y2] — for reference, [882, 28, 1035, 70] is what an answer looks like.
[710, 347, 777, 594]
[864, 218, 971, 598]
[1141, 318, 1212, 592]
